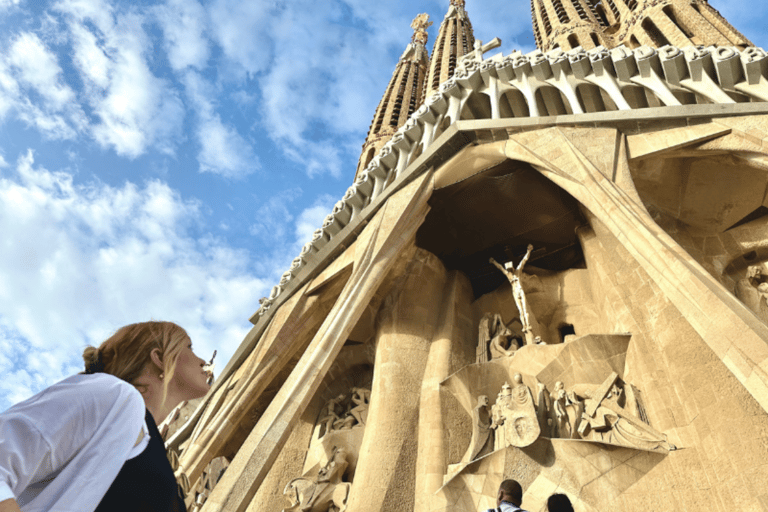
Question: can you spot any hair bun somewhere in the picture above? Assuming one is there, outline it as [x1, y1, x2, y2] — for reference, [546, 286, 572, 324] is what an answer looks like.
[83, 346, 105, 374]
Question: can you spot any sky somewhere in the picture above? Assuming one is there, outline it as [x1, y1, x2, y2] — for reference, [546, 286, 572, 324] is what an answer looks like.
[0, 0, 766, 412]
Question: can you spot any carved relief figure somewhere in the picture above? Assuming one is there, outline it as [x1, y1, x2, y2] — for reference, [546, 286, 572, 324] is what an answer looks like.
[283, 447, 352, 512]
[735, 264, 768, 322]
[463, 395, 494, 462]
[571, 373, 675, 452]
[318, 395, 346, 438]
[348, 387, 370, 426]
[478, 312, 521, 362]
[490, 245, 536, 344]
[503, 373, 540, 447]
[549, 381, 582, 439]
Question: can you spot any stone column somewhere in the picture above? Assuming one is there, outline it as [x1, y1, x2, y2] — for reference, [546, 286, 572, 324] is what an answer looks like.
[345, 249, 448, 512]
[414, 270, 474, 512]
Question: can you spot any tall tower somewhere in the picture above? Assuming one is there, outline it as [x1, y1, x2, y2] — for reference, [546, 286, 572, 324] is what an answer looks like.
[531, 0, 609, 51]
[613, 0, 751, 50]
[355, 14, 432, 180]
[532, 0, 751, 52]
[424, 0, 476, 98]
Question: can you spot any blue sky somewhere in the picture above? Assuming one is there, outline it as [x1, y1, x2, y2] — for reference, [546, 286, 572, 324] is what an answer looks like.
[0, 0, 765, 411]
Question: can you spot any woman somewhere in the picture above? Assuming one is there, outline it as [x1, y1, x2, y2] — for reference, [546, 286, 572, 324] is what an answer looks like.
[0, 321, 211, 512]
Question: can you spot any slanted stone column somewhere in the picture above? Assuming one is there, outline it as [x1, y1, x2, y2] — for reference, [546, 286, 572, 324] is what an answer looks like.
[414, 270, 474, 512]
[346, 248, 448, 512]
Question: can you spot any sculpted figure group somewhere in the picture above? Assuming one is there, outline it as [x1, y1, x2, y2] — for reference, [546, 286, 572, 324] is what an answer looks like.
[283, 447, 352, 512]
[736, 264, 768, 322]
[464, 372, 674, 462]
[317, 387, 371, 438]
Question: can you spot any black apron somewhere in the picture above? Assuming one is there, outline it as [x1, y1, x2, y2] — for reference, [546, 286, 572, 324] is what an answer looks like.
[95, 410, 185, 512]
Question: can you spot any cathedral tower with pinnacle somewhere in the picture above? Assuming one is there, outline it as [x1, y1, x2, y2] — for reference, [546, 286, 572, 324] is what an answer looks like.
[424, 0, 476, 98]
[533, 0, 751, 51]
[355, 14, 432, 180]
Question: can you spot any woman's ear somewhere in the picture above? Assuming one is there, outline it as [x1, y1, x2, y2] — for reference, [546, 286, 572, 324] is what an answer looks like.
[150, 347, 164, 374]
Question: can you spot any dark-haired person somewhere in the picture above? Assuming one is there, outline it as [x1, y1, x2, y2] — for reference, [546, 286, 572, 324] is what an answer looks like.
[485, 479, 529, 512]
[0, 321, 211, 512]
[547, 493, 574, 512]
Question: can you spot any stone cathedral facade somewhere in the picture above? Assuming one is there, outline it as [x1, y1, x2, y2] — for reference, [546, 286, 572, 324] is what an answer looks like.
[169, 1, 768, 510]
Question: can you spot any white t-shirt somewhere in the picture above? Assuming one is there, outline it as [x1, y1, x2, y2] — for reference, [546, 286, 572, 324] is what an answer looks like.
[0, 373, 149, 512]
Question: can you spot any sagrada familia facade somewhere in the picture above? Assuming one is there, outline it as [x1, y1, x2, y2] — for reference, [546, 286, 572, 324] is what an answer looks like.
[166, 1, 768, 510]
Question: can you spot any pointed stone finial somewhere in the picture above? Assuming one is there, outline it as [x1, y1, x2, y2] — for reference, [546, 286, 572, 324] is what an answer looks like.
[450, 0, 466, 7]
[411, 13, 432, 45]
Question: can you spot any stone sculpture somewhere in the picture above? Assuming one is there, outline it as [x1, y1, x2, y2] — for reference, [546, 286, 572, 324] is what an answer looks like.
[735, 265, 768, 321]
[490, 375, 541, 449]
[490, 245, 536, 344]
[463, 395, 494, 462]
[571, 374, 675, 452]
[410, 13, 432, 46]
[318, 395, 346, 438]
[477, 312, 520, 363]
[348, 387, 370, 426]
[317, 388, 372, 438]
[549, 381, 582, 439]
[283, 447, 352, 512]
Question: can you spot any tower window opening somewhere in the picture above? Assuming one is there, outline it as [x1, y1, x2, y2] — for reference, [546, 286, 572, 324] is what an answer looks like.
[590, 32, 600, 47]
[540, 0, 553, 35]
[663, 6, 695, 39]
[573, 0, 590, 21]
[642, 17, 670, 47]
[605, 0, 620, 21]
[588, 0, 610, 26]
[568, 34, 579, 49]
[407, 68, 420, 116]
[431, 25, 449, 90]
[553, 0, 570, 23]
[627, 0, 638, 11]
[558, 324, 576, 343]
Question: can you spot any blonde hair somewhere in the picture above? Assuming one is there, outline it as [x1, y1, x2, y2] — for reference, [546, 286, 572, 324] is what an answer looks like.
[83, 321, 189, 400]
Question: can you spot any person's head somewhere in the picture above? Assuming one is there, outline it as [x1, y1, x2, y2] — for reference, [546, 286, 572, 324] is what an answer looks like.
[497, 479, 523, 507]
[83, 321, 209, 405]
[478, 395, 489, 407]
[748, 265, 763, 280]
[547, 493, 574, 512]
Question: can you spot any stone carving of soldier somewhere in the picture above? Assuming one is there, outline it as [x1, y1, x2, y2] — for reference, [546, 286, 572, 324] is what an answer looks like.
[550, 381, 580, 439]
[490, 245, 535, 345]
[465, 395, 494, 462]
[283, 447, 351, 512]
[348, 387, 370, 426]
[318, 394, 346, 438]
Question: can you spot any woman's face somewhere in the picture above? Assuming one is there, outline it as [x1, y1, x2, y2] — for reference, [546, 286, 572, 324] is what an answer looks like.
[172, 338, 211, 400]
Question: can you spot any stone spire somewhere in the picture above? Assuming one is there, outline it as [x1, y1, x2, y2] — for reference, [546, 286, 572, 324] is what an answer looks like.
[424, 0, 475, 98]
[532, 0, 751, 52]
[355, 14, 432, 181]
[613, 0, 751, 50]
[531, 0, 608, 51]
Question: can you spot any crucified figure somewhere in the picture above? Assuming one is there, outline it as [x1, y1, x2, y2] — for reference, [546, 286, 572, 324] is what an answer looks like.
[490, 244, 534, 345]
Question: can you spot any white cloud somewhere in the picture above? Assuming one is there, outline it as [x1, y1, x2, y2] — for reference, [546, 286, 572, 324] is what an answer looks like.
[154, 0, 210, 71]
[57, 1, 185, 157]
[0, 32, 87, 139]
[0, 0, 21, 11]
[294, 193, 336, 247]
[184, 71, 259, 178]
[0, 150, 268, 410]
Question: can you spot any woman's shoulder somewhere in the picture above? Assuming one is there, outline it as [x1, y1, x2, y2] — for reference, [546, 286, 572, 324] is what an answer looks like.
[4, 374, 145, 440]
